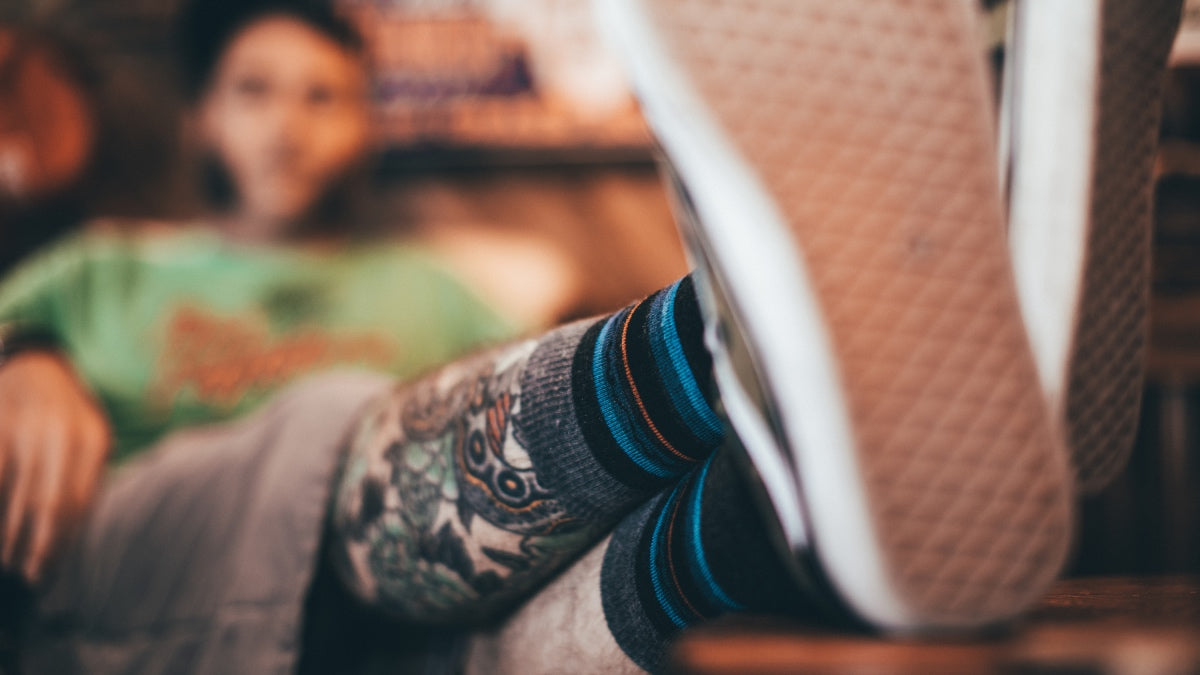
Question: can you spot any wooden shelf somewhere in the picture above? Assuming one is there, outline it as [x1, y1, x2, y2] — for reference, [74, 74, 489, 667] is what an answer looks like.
[670, 577, 1200, 674]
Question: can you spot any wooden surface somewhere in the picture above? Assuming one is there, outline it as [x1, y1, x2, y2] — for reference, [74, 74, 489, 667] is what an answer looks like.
[669, 576, 1200, 674]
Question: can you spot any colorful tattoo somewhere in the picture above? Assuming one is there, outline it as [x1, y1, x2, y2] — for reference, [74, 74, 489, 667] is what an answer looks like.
[330, 340, 605, 621]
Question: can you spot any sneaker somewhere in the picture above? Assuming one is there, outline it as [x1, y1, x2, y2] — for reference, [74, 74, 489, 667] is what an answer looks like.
[598, 0, 1074, 632]
[1001, 0, 1182, 494]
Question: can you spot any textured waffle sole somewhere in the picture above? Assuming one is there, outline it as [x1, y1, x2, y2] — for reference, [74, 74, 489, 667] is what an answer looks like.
[1063, 0, 1181, 493]
[629, 0, 1074, 627]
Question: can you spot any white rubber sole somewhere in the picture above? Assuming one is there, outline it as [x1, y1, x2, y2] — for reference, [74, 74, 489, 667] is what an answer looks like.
[1004, 0, 1181, 494]
[599, 0, 1074, 631]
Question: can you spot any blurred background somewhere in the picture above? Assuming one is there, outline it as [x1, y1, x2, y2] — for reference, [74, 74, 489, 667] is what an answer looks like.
[0, 0, 1198, 575]
[0, 0, 688, 318]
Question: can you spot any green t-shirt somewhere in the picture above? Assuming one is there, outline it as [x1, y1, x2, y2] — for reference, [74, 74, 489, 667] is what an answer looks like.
[0, 225, 522, 461]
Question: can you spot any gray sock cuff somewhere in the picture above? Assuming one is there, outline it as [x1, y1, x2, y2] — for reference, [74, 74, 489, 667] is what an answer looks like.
[516, 318, 646, 525]
[601, 497, 668, 673]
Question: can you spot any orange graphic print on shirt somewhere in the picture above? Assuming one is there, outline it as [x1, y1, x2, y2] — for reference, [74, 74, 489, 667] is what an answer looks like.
[154, 305, 397, 408]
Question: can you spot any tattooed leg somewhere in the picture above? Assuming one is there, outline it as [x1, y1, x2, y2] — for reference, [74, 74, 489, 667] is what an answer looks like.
[327, 279, 808, 671]
[330, 339, 600, 620]
[463, 448, 810, 674]
[328, 277, 725, 622]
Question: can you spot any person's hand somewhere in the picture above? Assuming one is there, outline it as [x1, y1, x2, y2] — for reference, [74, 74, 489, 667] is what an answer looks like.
[0, 352, 109, 582]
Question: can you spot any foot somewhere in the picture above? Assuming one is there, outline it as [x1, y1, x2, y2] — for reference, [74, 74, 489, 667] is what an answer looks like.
[600, 0, 1074, 632]
[1002, 0, 1183, 494]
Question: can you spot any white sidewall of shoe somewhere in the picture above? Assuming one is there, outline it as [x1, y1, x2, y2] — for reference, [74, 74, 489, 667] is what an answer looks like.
[593, 0, 915, 628]
[1006, 0, 1102, 411]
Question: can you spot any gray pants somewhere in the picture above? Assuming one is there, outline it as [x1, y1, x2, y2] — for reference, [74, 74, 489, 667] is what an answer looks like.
[28, 371, 393, 675]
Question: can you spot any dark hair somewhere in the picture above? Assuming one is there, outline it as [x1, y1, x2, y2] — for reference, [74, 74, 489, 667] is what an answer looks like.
[173, 0, 365, 103]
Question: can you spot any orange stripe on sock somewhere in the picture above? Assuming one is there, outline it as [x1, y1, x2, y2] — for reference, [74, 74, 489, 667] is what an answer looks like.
[619, 303, 696, 464]
[664, 485, 704, 620]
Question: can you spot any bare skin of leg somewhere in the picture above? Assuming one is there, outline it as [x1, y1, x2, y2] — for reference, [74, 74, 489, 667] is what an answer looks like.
[463, 535, 644, 675]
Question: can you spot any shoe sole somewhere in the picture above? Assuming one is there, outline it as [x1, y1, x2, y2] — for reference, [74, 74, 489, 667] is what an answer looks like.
[1003, 0, 1181, 494]
[600, 0, 1074, 631]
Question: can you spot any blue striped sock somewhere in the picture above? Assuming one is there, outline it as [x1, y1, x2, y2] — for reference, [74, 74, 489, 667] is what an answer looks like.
[601, 450, 807, 672]
[572, 276, 724, 489]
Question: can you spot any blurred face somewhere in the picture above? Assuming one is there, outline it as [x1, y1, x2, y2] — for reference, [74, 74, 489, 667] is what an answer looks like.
[198, 15, 369, 229]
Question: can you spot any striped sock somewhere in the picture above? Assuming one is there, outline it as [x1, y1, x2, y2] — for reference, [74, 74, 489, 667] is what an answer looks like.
[574, 276, 724, 489]
[330, 275, 759, 627]
[600, 450, 804, 672]
[518, 275, 727, 527]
